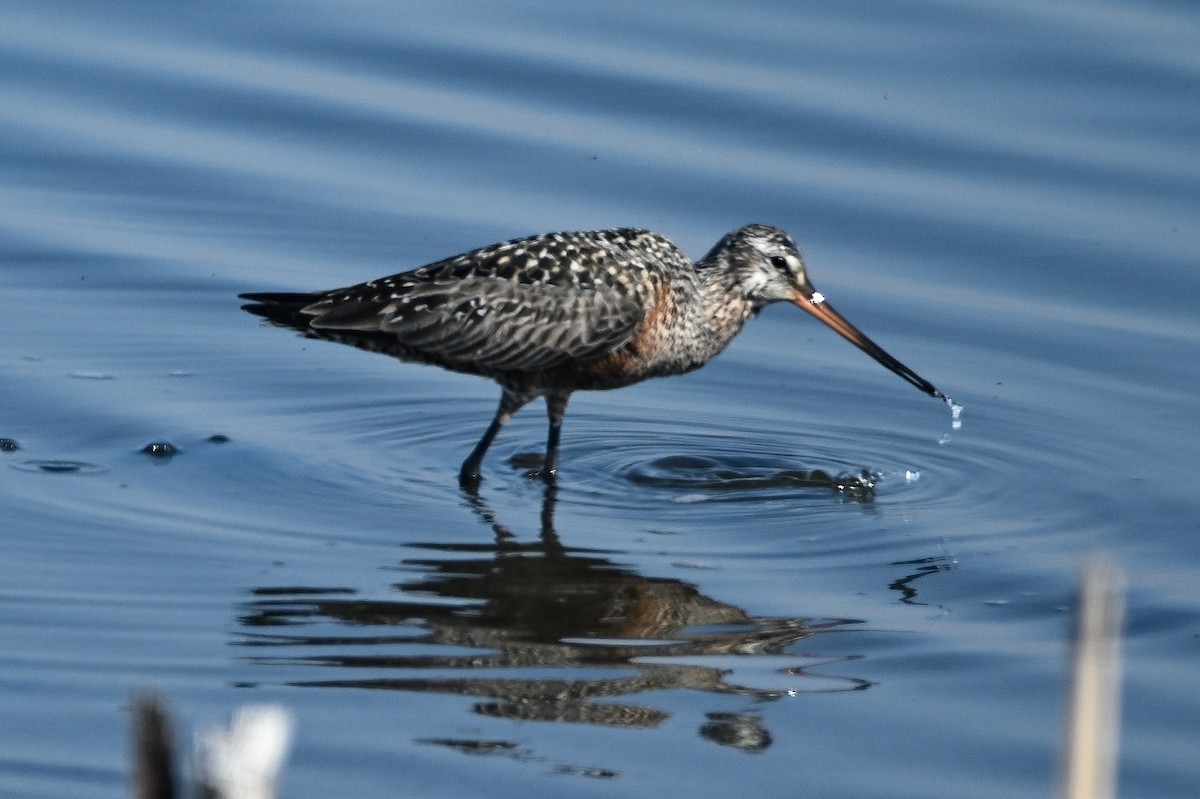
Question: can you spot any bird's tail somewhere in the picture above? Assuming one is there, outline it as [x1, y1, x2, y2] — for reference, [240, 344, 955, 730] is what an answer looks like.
[239, 291, 402, 356]
[239, 291, 321, 327]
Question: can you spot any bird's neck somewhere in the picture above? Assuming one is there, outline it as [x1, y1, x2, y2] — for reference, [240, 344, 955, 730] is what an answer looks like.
[670, 261, 755, 367]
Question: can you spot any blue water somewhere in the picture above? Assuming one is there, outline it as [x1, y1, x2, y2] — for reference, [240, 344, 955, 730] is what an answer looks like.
[3, 1, 1198, 797]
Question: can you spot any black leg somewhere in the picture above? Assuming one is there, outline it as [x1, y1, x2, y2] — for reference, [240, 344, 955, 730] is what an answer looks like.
[459, 390, 533, 489]
[542, 392, 570, 481]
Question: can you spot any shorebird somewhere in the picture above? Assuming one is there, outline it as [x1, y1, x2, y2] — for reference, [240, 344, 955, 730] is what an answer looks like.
[241, 224, 947, 487]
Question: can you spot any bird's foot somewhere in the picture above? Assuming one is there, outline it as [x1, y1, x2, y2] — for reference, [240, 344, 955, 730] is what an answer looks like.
[458, 468, 483, 494]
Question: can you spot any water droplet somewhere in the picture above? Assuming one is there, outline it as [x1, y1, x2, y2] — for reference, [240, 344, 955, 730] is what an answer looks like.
[142, 442, 179, 458]
[945, 396, 964, 430]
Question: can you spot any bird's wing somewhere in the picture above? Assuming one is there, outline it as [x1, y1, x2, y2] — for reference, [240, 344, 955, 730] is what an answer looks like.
[297, 230, 679, 372]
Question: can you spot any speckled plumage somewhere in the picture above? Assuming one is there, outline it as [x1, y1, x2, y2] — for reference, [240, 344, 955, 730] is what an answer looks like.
[242, 224, 943, 487]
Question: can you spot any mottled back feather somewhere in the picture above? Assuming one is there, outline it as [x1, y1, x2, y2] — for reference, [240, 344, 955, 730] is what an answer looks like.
[244, 229, 691, 376]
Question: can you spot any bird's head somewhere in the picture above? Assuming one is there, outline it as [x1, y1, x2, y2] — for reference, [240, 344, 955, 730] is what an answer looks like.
[707, 223, 945, 400]
[708, 224, 811, 308]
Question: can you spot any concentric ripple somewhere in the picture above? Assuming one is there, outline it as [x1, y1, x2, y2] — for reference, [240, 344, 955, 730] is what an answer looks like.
[265, 382, 1122, 554]
[551, 406, 941, 510]
[626, 455, 876, 496]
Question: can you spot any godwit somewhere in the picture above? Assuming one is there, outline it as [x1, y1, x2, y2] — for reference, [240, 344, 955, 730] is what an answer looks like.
[242, 225, 946, 487]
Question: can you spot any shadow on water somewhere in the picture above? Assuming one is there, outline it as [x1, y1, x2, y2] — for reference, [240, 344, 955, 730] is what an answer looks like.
[232, 484, 890, 752]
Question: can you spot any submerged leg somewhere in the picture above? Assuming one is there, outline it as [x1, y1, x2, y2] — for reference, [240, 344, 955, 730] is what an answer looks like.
[459, 389, 535, 489]
[542, 392, 571, 481]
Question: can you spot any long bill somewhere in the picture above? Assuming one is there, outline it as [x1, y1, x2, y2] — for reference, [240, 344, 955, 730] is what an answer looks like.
[794, 287, 945, 400]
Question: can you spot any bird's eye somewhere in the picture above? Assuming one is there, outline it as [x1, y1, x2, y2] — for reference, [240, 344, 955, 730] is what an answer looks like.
[769, 256, 789, 271]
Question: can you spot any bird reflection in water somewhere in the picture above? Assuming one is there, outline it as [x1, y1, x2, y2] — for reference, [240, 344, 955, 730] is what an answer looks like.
[234, 485, 872, 754]
[888, 555, 957, 606]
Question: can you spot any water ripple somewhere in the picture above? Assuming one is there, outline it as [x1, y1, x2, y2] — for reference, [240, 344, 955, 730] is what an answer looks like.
[11, 459, 109, 475]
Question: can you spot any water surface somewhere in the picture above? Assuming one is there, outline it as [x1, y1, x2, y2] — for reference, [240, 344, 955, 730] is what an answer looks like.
[2, 1, 1198, 797]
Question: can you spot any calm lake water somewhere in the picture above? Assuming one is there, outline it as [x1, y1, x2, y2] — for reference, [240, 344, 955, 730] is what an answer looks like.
[3, 1, 1198, 797]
